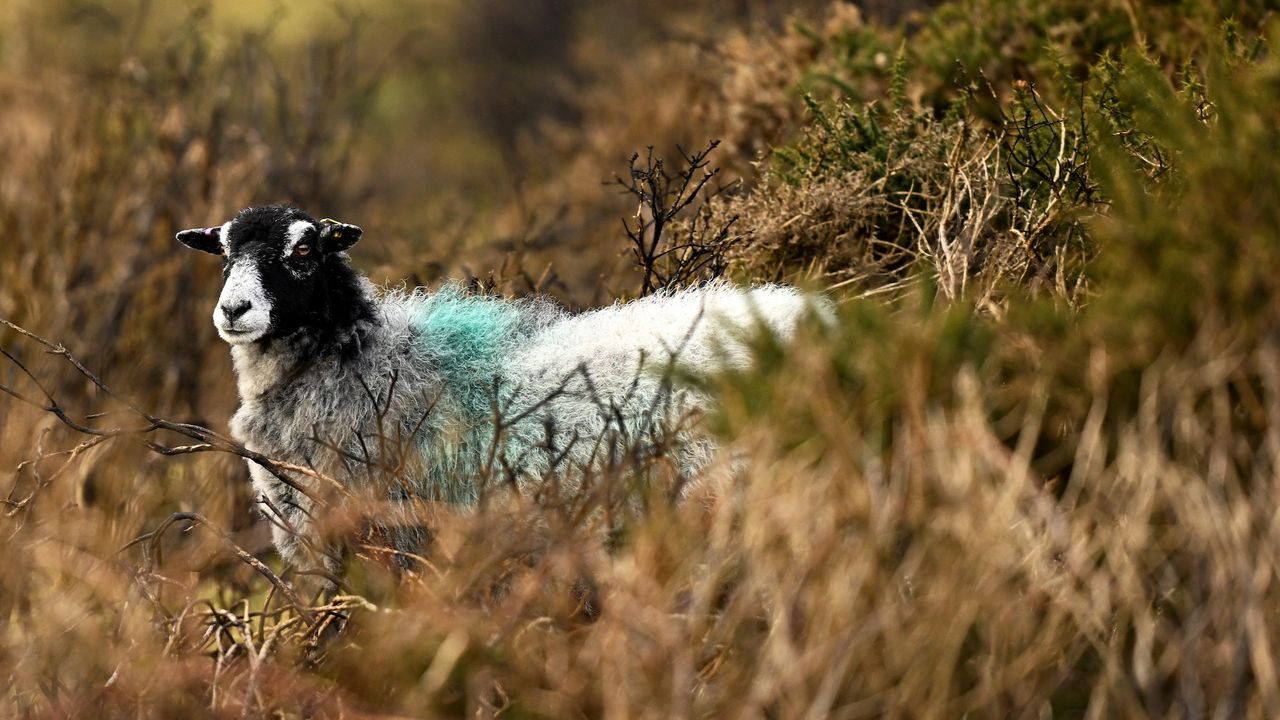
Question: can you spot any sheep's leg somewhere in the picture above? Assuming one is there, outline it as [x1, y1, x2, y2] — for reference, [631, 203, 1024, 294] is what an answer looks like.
[247, 461, 309, 564]
[380, 521, 432, 573]
[246, 460, 343, 592]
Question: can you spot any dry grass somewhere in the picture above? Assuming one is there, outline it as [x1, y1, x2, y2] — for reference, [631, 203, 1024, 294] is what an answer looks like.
[8, 309, 1280, 718]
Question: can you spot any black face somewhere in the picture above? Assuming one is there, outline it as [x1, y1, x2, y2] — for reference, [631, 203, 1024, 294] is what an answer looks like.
[225, 206, 325, 341]
[177, 204, 372, 349]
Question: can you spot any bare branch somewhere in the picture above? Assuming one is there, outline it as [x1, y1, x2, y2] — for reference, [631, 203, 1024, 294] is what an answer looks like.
[614, 140, 738, 296]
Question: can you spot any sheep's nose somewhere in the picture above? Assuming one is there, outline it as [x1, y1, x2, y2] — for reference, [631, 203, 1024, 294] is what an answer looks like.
[221, 300, 252, 321]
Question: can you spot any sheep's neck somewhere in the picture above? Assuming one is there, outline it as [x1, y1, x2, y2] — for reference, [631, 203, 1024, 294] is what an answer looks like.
[230, 310, 377, 401]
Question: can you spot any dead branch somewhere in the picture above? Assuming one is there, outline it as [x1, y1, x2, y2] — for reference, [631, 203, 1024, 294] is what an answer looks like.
[616, 140, 739, 296]
[0, 317, 345, 501]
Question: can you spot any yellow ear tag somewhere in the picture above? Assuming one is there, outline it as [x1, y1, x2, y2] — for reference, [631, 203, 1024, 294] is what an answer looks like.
[320, 217, 344, 238]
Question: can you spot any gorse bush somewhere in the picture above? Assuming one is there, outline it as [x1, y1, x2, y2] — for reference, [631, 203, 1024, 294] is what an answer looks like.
[1091, 45, 1280, 347]
[694, 73, 1095, 301]
[3, 0, 1280, 717]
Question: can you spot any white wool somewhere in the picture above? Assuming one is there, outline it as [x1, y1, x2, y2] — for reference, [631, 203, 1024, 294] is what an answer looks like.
[511, 284, 808, 381]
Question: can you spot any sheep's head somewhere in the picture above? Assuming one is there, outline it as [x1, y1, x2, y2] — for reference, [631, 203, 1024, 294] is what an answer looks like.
[176, 205, 364, 345]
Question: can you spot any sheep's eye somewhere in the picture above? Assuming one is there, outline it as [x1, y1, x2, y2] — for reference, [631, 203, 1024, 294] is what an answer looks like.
[294, 244, 311, 258]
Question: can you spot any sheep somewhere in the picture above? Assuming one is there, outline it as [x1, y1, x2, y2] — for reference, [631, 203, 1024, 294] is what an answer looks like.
[177, 204, 817, 574]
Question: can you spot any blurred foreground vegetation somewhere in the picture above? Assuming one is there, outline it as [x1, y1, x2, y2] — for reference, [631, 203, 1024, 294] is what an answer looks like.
[3, 0, 1280, 717]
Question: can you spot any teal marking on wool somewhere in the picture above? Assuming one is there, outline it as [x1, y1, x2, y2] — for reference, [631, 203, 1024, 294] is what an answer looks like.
[407, 284, 533, 503]
[409, 283, 581, 502]
[410, 283, 525, 418]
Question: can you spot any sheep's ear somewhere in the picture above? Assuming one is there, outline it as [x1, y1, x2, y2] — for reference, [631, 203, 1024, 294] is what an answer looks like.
[175, 226, 225, 256]
[318, 218, 362, 254]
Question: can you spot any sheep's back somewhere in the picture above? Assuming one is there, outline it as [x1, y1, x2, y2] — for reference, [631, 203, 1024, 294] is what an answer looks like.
[490, 284, 812, 479]
[509, 283, 808, 383]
